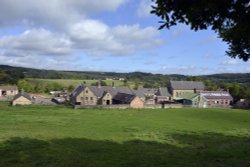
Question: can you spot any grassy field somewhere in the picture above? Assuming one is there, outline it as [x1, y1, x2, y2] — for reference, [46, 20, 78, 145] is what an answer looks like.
[0, 103, 249, 167]
[26, 78, 127, 87]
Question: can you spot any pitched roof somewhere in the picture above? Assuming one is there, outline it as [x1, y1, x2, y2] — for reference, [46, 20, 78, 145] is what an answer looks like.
[179, 93, 199, 100]
[88, 86, 134, 98]
[13, 92, 32, 101]
[134, 88, 158, 97]
[170, 81, 205, 90]
[71, 85, 84, 99]
[200, 91, 233, 100]
[157, 87, 171, 96]
[113, 93, 136, 103]
[0, 86, 18, 91]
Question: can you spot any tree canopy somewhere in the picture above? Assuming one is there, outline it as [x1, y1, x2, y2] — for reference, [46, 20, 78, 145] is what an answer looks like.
[151, 0, 250, 61]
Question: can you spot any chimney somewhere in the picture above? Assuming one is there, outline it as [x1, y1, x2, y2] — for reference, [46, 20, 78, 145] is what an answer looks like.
[98, 80, 101, 88]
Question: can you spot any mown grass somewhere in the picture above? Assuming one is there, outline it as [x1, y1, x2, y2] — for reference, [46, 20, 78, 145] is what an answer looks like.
[0, 103, 249, 167]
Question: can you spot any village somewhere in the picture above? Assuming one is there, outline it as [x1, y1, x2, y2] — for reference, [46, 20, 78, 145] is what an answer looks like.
[1, 80, 249, 109]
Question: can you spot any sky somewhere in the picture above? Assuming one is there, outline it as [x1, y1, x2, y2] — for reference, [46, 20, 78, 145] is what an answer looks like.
[0, 0, 249, 75]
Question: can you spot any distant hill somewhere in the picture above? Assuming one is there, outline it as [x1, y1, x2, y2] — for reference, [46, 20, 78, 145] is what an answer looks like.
[0, 64, 249, 85]
[201, 73, 250, 84]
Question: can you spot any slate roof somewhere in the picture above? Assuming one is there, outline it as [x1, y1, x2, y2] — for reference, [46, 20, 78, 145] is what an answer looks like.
[0, 86, 18, 91]
[88, 86, 134, 98]
[113, 93, 136, 103]
[156, 87, 171, 96]
[170, 81, 205, 90]
[13, 92, 32, 101]
[134, 88, 158, 97]
[71, 85, 84, 99]
[200, 91, 233, 100]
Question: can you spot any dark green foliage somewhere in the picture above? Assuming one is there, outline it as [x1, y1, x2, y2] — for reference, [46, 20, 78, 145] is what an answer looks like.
[0, 70, 24, 85]
[67, 85, 75, 92]
[91, 80, 107, 86]
[151, 0, 250, 61]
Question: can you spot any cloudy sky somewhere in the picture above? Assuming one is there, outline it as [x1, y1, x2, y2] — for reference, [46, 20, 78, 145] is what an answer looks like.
[0, 0, 249, 75]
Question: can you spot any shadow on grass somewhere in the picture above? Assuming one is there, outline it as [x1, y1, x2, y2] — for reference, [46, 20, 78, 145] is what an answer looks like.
[0, 133, 249, 167]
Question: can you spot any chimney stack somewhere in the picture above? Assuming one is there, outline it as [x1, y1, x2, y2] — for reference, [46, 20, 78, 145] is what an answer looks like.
[98, 80, 101, 88]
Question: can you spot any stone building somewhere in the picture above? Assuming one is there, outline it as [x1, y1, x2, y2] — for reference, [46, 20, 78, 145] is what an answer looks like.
[113, 93, 144, 108]
[70, 85, 136, 107]
[200, 91, 233, 107]
[170, 81, 205, 99]
[0, 86, 18, 96]
[12, 92, 32, 106]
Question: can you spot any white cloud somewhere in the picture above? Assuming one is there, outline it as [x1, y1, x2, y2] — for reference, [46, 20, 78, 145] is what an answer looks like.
[0, 0, 126, 28]
[221, 59, 238, 65]
[0, 20, 163, 69]
[137, 0, 154, 18]
[0, 0, 166, 71]
[0, 29, 72, 57]
[69, 20, 163, 56]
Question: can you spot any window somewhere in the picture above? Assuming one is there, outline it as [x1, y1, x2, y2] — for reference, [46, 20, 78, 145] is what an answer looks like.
[90, 97, 93, 100]
[85, 90, 88, 94]
[85, 97, 88, 100]
[81, 97, 84, 100]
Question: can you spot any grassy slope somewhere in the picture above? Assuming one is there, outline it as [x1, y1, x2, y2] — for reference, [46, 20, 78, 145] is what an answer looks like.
[26, 78, 126, 87]
[0, 103, 249, 167]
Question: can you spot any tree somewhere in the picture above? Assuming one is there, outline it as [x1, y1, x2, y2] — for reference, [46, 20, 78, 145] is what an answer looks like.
[67, 85, 75, 93]
[17, 80, 33, 92]
[34, 83, 45, 93]
[151, 0, 250, 61]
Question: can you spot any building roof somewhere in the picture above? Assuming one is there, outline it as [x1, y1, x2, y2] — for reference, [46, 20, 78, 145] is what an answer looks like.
[179, 93, 199, 100]
[71, 85, 84, 99]
[88, 86, 134, 98]
[170, 81, 205, 90]
[200, 91, 233, 100]
[113, 93, 136, 103]
[134, 88, 158, 97]
[13, 92, 32, 101]
[0, 86, 18, 91]
[156, 87, 171, 96]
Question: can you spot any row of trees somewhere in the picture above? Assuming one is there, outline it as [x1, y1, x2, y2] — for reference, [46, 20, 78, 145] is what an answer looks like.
[17, 80, 75, 94]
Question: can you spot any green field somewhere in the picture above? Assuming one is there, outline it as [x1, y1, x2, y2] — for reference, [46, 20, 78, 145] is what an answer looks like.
[0, 103, 250, 167]
[26, 78, 127, 87]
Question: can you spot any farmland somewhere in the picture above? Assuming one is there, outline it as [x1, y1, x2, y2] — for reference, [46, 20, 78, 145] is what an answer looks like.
[0, 103, 249, 167]
[26, 78, 126, 87]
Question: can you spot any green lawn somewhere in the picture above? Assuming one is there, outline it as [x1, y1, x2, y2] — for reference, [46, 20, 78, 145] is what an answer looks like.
[0, 103, 249, 167]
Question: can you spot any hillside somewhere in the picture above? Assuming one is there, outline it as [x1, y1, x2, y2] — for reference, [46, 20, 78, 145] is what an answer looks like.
[1, 64, 250, 85]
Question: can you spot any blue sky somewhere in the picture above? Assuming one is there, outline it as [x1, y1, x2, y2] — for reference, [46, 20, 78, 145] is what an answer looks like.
[0, 0, 249, 75]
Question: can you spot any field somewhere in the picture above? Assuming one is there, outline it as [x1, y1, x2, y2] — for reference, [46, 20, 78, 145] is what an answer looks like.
[26, 78, 127, 87]
[0, 103, 250, 167]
